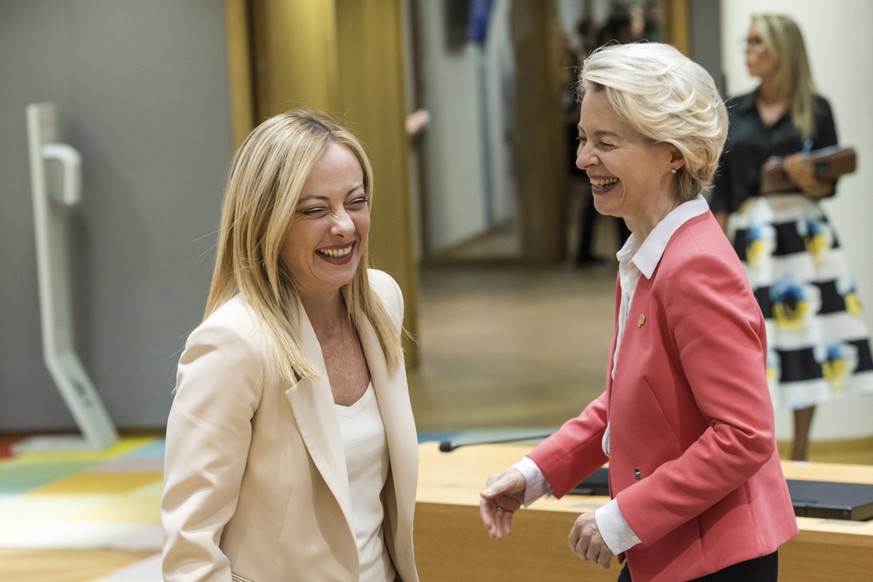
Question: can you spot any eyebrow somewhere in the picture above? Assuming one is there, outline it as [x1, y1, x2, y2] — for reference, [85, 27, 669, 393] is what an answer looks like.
[577, 126, 622, 139]
[299, 184, 365, 202]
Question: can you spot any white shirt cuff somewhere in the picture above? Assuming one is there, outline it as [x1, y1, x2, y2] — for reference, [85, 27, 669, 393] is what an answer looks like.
[594, 499, 641, 554]
[512, 456, 552, 507]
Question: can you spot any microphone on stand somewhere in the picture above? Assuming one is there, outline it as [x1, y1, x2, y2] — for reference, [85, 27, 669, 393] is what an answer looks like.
[436, 430, 609, 496]
[438, 431, 554, 453]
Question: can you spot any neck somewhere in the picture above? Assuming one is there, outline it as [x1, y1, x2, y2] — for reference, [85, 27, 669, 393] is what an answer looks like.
[300, 292, 347, 334]
[757, 79, 783, 104]
[627, 195, 681, 242]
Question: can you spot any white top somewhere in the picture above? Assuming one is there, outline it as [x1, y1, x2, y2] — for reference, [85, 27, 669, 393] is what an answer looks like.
[515, 195, 711, 555]
[335, 383, 396, 582]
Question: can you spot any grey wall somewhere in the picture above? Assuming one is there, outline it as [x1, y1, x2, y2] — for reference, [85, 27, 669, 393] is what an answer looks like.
[0, 0, 234, 431]
[690, 0, 723, 96]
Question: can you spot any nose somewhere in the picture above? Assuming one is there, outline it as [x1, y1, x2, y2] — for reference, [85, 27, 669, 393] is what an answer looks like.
[330, 208, 354, 236]
[576, 140, 597, 171]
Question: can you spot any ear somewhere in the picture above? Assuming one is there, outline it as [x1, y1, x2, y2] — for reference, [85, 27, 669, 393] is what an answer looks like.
[667, 144, 684, 173]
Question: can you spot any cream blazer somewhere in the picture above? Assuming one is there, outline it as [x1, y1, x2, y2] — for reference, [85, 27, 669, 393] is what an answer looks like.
[161, 270, 419, 581]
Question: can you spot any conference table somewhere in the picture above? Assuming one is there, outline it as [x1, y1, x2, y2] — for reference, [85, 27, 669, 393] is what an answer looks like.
[414, 442, 873, 581]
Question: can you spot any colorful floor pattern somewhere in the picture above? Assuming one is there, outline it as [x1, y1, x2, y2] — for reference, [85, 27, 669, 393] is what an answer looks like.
[0, 436, 164, 581]
[0, 429, 548, 581]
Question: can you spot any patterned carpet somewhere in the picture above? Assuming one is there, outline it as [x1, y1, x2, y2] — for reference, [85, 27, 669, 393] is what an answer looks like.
[0, 437, 163, 581]
[0, 429, 548, 581]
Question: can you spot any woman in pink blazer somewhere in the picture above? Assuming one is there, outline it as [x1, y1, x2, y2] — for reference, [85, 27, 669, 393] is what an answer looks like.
[480, 43, 798, 581]
[162, 110, 419, 581]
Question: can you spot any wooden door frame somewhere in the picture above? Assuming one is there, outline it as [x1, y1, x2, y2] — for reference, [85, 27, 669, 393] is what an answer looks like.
[225, 0, 255, 147]
[222, 0, 420, 366]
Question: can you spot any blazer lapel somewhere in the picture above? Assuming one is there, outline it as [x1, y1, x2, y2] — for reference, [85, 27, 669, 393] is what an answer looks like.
[358, 316, 418, 510]
[283, 306, 354, 526]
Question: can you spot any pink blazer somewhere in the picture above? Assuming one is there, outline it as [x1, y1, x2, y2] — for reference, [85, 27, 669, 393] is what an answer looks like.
[529, 212, 798, 582]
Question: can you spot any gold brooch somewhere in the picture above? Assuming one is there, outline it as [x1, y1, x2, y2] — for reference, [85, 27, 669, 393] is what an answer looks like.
[637, 314, 646, 327]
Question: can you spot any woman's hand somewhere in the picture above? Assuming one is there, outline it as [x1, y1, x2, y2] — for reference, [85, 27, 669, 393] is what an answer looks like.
[569, 512, 614, 569]
[783, 152, 835, 198]
[480, 468, 525, 540]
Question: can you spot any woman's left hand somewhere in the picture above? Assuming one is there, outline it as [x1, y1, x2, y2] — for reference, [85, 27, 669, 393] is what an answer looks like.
[568, 512, 614, 569]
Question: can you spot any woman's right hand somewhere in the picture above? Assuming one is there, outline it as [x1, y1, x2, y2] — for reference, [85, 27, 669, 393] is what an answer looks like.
[783, 152, 835, 198]
[479, 468, 526, 541]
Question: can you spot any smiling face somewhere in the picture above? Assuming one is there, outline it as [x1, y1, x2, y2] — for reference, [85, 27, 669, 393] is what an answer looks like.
[280, 142, 370, 302]
[576, 90, 678, 238]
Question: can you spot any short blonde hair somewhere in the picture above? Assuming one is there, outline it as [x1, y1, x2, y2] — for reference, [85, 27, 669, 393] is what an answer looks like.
[205, 109, 402, 380]
[578, 42, 728, 202]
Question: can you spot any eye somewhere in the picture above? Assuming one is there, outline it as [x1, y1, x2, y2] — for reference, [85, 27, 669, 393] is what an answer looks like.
[299, 206, 329, 218]
[598, 141, 616, 150]
[346, 195, 369, 209]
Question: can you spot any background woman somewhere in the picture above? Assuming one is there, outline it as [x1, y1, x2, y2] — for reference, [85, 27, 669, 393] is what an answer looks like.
[161, 110, 419, 581]
[710, 14, 873, 461]
[480, 43, 797, 582]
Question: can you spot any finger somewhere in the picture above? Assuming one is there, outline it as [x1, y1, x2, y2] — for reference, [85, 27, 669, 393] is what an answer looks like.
[596, 549, 612, 569]
[569, 521, 591, 558]
[488, 503, 512, 541]
[573, 536, 589, 560]
[488, 518, 502, 540]
[585, 541, 600, 563]
[568, 526, 580, 552]
[596, 545, 613, 568]
[479, 501, 500, 540]
[496, 507, 513, 537]
[479, 501, 493, 528]
[571, 525, 589, 557]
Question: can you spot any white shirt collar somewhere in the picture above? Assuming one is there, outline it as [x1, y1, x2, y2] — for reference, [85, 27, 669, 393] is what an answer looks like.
[617, 195, 710, 280]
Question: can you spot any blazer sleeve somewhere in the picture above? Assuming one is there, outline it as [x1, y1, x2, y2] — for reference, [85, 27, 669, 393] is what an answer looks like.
[527, 391, 610, 495]
[618, 248, 776, 545]
[161, 313, 265, 581]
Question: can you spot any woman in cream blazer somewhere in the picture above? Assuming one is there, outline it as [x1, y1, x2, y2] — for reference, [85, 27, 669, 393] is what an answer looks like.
[162, 110, 418, 581]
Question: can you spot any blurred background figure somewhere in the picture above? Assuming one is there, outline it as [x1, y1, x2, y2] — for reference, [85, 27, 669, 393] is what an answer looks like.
[641, 0, 663, 42]
[569, 6, 648, 267]
[710, 14, 873, 461]
[405, 107, 431, 139]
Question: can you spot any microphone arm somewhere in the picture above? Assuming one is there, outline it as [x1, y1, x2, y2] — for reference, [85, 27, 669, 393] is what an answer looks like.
[438, 431, 554, 452]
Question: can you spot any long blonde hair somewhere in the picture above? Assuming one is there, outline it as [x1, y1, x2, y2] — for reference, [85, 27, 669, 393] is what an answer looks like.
[205, 109, 403, 380]
[752, 14, 818, 140]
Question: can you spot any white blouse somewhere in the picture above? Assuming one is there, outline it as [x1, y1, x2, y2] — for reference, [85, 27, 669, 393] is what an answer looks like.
[335, 383, 396, 582]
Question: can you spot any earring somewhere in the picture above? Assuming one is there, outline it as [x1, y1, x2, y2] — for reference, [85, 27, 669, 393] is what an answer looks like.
[671, 168, 678, 174]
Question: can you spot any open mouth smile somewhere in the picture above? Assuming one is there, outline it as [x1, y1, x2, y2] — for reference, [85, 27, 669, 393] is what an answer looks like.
[590, 177, 618, 188]
[317, 244, 354, 259]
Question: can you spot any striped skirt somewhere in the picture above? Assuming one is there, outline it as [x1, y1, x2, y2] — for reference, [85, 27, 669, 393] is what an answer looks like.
[727, 194, 873, 409]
